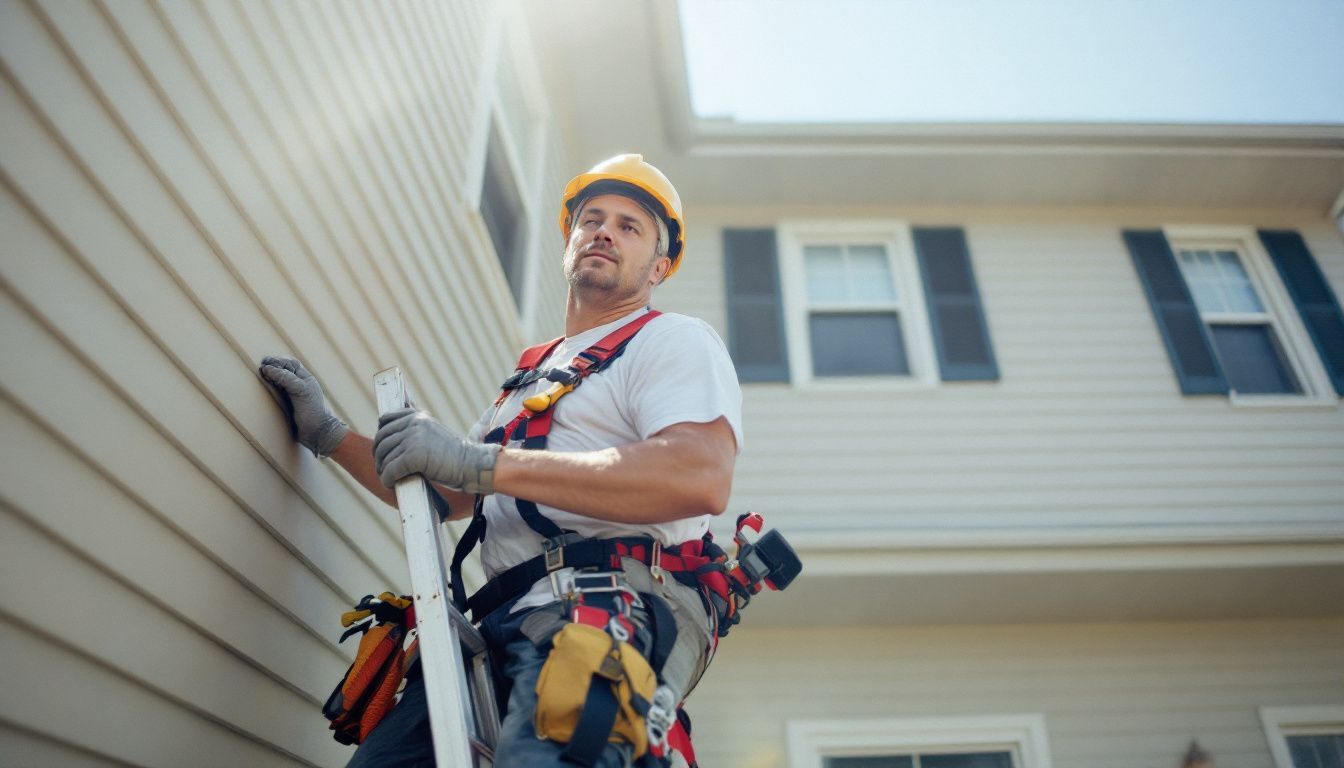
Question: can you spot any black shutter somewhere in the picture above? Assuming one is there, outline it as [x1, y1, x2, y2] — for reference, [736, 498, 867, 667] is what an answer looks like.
[723, 228, 790, 382]
[912, 227, 999, 381]
[1259, 230, 1344, 395]
[1122, 230, 1228, 395]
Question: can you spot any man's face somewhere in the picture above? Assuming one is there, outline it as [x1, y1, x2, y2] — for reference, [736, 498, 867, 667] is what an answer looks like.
[563, 194, 670, 299]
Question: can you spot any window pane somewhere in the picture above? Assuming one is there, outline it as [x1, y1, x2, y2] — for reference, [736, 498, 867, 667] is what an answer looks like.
[1179, 250, 1228, 313]
[1286, 734, 1344, 768]
[1215, 250, 1264, 313]
[809, 312, 909, 376]
[923, 752, 1014, 768]
[1209, 324, 1301, 394]
[825, 758, 915, 768]
[848, 245, 897, 302]
[805, 246, 848, 302]
[480, 124, 527, 306]
[1177, 247, 1268, 316]
[1284, 737, 1344, 763]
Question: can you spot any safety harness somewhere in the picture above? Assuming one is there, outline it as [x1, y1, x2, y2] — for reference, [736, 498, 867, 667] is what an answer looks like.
[322, 310, 801, 762]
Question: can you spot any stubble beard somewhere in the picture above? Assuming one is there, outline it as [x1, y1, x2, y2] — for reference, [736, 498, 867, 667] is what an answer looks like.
[565, 244, 656, 298]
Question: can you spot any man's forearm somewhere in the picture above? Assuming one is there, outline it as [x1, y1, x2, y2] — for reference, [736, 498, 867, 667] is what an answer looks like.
[328, 432, 476, 519]
[490, 418, 736, 525]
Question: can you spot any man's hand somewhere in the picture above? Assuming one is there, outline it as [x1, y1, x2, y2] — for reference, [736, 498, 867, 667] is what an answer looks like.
[258, 356, 348, 458]
[373, 408, 501, 493]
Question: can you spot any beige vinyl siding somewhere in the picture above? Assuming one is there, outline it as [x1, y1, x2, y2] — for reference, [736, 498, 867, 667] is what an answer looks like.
[663, 209, 1344, 539]
[687, 619, 1344, 768]
[0, 0, 562, 764]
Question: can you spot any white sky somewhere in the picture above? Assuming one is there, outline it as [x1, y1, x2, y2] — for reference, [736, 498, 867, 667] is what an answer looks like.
[679, 0, 1344, 124]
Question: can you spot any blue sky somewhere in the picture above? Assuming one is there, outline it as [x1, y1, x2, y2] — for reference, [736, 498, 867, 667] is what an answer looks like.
[679, 0, 1344, 124]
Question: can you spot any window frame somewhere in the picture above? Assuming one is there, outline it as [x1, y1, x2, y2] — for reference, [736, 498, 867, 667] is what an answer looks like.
[778, 220, 939, 389]
[1164, 225, 1337, 407]
[467, 2, 548, 328]
[1260, 705, 1344, 768]
[787, 715, 1053, 768]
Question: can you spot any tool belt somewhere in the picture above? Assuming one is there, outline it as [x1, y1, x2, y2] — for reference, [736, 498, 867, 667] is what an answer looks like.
[464, 514, 802, 641]
[321, 593, 416, 745]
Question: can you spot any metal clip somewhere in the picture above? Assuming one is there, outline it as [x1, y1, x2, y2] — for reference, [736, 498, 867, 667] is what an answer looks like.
[607, 615, 631, 643]
[645, 685, 677, 750]
[548, 568, 577, 601]
[649, 541, 665, 585]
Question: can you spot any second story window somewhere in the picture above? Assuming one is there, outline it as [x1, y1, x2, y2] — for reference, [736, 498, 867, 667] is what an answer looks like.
[722, 223, 999, 386]
[1125, 226, 1342, 404]
[480, 122, 527, 307]
[803, 243, 910, 377]
[1173, 243, 1299, 394]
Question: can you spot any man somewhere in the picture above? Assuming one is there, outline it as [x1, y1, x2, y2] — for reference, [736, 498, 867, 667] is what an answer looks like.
[260, 154, 742, 766]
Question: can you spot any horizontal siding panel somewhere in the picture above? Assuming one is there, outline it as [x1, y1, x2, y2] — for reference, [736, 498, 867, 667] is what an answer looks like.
[0, 400, 345, 700]
[0, 182, 399, 594]
[1, 0, 526, 762]
[0, 617, 319, 768]
[680, 211, 1344, 543]
[687, 619, 1344, 768]
[0, 722, 127, 768]
[0, 512, 344, 765]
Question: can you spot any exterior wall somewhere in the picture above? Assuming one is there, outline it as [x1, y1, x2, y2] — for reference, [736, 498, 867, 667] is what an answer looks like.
[0, 0, 567, 765]
[662, 205, 1344, 544]
[687, 618, 1344, 768]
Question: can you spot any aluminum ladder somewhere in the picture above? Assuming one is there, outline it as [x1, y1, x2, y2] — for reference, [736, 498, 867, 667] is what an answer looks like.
[374, 367, 501, 766]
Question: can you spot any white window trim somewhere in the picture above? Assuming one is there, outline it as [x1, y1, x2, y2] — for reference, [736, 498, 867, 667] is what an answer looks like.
[1260, 705, 1344, 768]
[465, 1, 548, 329]
[788, 715, 1053, 768]
[1164, 225, 1337, 408]
[778, 220, 939, 389]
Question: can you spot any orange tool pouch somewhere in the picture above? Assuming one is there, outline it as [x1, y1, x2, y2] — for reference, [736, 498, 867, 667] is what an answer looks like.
[322, 593, 415, 745]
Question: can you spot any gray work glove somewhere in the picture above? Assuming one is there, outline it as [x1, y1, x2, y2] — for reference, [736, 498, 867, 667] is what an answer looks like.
[373, 407, 501, 493]
[258, 355, 349, 458]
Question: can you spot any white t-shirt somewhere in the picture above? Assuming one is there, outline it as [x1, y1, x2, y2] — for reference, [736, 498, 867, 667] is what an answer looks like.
[467, 308, 744, 611]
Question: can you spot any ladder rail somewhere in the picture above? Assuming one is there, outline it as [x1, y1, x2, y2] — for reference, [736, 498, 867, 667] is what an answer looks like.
[374, 367, 498, 765]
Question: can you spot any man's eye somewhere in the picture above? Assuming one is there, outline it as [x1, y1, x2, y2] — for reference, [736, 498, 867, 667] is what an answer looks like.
[623, 224, 637, 233]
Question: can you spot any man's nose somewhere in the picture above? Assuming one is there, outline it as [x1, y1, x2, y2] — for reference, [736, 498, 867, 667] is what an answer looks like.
[592, 220, 614, 242]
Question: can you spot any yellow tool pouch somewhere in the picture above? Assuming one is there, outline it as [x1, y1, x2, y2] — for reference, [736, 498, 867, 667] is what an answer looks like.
[534, 622, 657, 762]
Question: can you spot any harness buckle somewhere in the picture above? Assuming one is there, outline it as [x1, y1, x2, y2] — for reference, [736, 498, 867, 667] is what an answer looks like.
[649, 541, 666, 585]
[544, 545, 565, 572]
[549, 567, 577, 602]
[546, 366, 582, 386]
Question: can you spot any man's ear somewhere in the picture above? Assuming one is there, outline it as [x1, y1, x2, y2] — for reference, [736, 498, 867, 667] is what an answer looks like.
[650, 255, 673, 286]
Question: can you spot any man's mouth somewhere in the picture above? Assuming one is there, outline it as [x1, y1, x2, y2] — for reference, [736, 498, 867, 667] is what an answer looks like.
[581, 249, 616, 263]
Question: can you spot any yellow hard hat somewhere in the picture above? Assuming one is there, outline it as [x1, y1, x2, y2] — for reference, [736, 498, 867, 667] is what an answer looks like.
[559, 154, 686, 278]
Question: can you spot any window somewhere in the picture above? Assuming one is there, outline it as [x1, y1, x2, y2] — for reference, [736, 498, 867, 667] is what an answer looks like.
[1263, 707, 1344, 768]
[724, 223, 998, 386]
[480, 121, 528, 306]
[1172, 241, 1299, 394]
[776, 223, 940, 386]
[471, 1, 546, 320]
[803, 243, 911, 377]
[1125, 226, 1342, 404]
[788, 715, 1052, 768]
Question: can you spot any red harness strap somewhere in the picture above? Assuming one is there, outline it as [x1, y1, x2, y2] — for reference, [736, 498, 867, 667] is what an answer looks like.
[490, 309, 663, 451]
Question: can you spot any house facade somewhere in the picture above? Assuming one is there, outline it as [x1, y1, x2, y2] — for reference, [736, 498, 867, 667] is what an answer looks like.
[1, 1, 1340, 767]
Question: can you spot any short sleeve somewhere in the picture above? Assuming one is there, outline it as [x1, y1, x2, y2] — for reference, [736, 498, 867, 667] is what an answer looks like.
[623, 317, 744, 453]
[467, 404, 496, 444]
